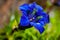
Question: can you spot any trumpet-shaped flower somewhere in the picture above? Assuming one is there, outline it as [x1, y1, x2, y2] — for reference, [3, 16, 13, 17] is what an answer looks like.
[19, 2, 49, 34]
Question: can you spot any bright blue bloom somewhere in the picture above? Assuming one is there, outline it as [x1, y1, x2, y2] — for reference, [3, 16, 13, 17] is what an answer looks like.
[19, 2, 49, 34]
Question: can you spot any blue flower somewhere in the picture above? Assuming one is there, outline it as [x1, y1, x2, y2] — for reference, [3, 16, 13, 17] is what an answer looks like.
[19, 2, 49, 34]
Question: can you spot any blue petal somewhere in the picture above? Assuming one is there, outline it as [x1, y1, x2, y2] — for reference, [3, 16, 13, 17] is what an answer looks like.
[45, 14, 50, 23]
[35, 4, 43, 11]
[29, 2, 43, 16]
[41, 12, 49, 23]
[30, 2, 43, 11]
[41, 12, 50, 23]
[37, 17, 46, 23]
[36, 12, 49, 23]
[19, 3, 29, 11]
[38, 16, 49, 24]
[36, 11, 46, 16]
[20, 15, 29, 26]
[30, 22, 45, 34]
[22, 11, 27, 16]
[28, 2, 36, 14]
[29, 2, 36, 10]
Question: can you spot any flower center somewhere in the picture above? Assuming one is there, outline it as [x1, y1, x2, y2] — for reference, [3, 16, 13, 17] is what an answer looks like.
[28, 9, 36, 22]
[30, 17, 35, 21]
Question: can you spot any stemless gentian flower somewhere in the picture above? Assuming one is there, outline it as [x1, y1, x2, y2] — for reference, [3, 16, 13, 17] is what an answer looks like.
[19, 2, 49, 34]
